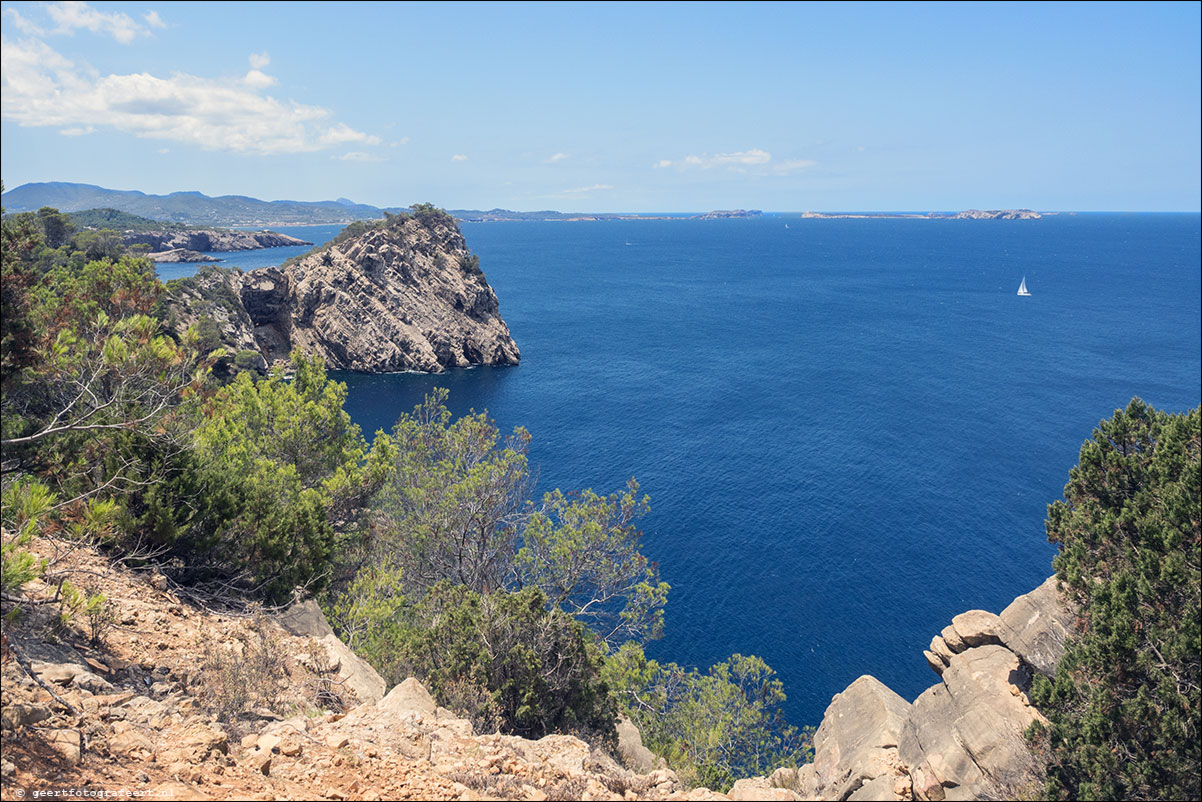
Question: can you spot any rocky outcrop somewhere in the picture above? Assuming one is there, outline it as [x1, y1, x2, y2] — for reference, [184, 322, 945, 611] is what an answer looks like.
[949, 209, 1042, 220]
[125, 229, 311, 252]
[160, 213, 520, 374]
[235, 214, 520, 373]
[147, 248, 223, 263]
[778, 576, 1073, 801]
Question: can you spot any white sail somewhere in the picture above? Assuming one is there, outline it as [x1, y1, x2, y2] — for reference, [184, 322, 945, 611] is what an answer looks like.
[1017, 276, 1030, 296]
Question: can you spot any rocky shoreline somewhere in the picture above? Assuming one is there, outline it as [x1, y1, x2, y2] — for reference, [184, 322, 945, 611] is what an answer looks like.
[124, 229, 312, 253]
[146, 248, 223, 263]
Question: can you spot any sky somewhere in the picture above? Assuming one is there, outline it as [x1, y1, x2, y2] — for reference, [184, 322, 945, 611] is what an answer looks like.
[2, 1, 1199, 212]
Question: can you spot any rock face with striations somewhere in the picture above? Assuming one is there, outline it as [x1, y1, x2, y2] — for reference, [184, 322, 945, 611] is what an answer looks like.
[161, 213, 520, 374]
[236, 213, 520, 372]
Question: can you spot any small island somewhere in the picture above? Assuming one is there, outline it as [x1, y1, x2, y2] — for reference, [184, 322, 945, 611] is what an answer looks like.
[801, 208, 1044, 220]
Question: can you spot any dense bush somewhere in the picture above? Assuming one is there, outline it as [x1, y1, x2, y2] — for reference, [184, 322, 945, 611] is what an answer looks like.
[1030, 398, 1201, 801]
[328, 569, 614, 739]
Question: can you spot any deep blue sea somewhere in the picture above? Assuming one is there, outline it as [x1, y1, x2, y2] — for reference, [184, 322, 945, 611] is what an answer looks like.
[159, 213, 1202, 727]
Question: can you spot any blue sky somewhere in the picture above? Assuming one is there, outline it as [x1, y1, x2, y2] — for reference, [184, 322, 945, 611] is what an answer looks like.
[2, 1, 1199, 211]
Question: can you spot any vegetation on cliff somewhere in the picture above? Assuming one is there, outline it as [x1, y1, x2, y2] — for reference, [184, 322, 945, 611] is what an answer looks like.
[1, 196, 808, 790]
[1031, 399, 1201, 800]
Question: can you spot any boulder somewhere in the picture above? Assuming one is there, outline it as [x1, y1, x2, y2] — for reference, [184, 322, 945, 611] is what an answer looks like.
[615, 716, 657, 773]
[279, 599, 336, 639]
[929, 635, 954, 665]
[940, 624, 967, 653]
[46, 728, 81, 764]
[998, 576, 1075, 676]
[319, 633, 386, 705]
[378, 677, 438, 719]
[728, 777, 799, 800]
[807, 675, 911, 800]
[950, 610, 1004, 648]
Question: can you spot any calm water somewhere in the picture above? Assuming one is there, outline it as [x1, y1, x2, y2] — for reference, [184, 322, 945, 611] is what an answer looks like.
[164, 214, 1202, 726]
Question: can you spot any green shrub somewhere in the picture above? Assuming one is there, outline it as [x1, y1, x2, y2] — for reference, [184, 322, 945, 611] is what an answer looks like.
[603, 643, 813, 791]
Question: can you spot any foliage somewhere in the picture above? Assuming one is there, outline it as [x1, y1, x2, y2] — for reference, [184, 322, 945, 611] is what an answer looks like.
[1029, 398, 1201, 801]
[370, 388, 531, 596]
[517, 481, 669, 644]
[603, 643, 813, 791]
[66, 208, 177, 231]
[329, 575, 614, 739]
[364, 389, 667, 646]
[0, 478, 54, 594]
[410, 202, 456, 229]
[179, 354, 371, 600]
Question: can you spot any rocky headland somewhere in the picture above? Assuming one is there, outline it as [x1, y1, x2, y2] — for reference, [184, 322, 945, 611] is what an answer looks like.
[125, 229, 312, 253]
[162, 211, 520, 373]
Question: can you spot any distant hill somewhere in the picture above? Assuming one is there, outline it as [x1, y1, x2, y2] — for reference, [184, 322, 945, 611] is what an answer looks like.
[2, 182, 395, 227]
[4, 182, 706, 226]
[66, 208, 179, 231]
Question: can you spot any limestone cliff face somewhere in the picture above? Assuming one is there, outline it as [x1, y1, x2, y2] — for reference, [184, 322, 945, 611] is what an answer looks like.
[235, 215, 520, 373]
[161, 215, 520, 374]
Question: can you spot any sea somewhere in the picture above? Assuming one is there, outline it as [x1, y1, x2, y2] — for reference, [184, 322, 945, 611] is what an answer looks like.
[157, 213, 1202, 727]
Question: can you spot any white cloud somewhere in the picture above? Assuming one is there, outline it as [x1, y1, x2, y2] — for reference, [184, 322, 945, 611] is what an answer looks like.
[771, 159, 817, 175]
[560, 184, 613, 194]
[45, 1, 148, 44]
[333, 151, 386, 162]
[249, 52, 270, 69]
[4, 8, 45, 36]
[319, 123, 380, 147]
[143, 10, 166, 29]
[59, 125, 94, 136]
[545, 152, 569, 163]
[656, 149, 772, 170]
[451, 154, 468, 162]
[243, 69, 276, 89]
[654, 148, 816, 176]
[156, 147, 169, 154]
[0, 35, 382, 156]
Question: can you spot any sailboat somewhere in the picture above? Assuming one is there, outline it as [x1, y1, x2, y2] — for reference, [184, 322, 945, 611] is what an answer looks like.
[1017, 276, 1031, 296]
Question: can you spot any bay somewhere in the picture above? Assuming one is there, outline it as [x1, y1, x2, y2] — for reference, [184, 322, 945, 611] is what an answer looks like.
[161, 213, 1202, 726]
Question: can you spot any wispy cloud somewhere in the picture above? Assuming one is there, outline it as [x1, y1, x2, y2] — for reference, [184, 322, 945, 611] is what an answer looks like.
[772, 159, 817, 175]
[545, 152, 569, 163]
[249, 52, 271, 69]
[451, 154, 468, 162]
[559, 183, 613, 194]
[45, 1, 155, 44]
[0, 35, 382, 156]
[143, 10, 166, 30]
[654, 148, 815, 176]
[655, 149, 771, 171]
[333, 151, 386, 162]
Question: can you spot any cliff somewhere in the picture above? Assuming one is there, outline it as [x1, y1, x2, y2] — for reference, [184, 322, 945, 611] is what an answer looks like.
[147, 248, 223, 263]
[126, 229, 312, 252]
[161, 213, 521, 373]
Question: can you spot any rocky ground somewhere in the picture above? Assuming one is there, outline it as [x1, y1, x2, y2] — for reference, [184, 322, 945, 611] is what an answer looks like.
[1, 535, 1069, 802]
[0, 542, 777, 801]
